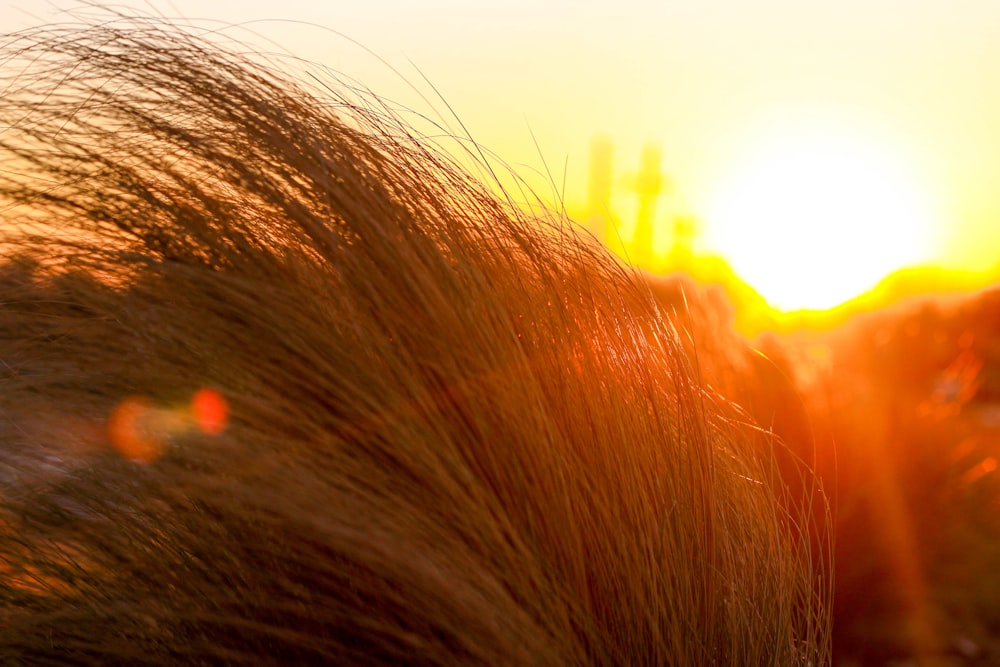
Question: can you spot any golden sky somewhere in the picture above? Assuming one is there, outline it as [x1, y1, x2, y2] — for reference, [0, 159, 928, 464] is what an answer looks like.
[5, 0, 1000, 308]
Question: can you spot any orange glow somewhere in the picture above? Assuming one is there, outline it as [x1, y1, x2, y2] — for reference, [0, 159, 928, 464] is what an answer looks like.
[962, 456, 998, 486]
[107, 397, 167, 464]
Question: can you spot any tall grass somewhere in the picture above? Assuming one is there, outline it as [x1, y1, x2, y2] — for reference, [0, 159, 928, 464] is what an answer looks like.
[0, 16, 829, 664]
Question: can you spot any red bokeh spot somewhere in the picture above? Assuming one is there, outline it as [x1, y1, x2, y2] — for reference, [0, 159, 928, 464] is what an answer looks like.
[192, 388, 229, 435]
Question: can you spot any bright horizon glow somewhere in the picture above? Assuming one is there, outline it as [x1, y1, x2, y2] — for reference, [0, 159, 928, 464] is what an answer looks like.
[702, 129, 937, 311]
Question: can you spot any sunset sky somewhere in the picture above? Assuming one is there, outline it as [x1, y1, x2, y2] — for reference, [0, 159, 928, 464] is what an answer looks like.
[4, 0, 1000, 309]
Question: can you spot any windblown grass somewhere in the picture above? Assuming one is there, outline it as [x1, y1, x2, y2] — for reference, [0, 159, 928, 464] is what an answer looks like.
[0, 15, 829, 665]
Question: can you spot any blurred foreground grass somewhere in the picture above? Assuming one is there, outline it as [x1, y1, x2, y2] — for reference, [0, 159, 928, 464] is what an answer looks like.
[653, 270, 1000, 666]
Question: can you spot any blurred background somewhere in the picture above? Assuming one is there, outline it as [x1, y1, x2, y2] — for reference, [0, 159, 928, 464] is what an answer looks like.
[6, 0, 1000, 314]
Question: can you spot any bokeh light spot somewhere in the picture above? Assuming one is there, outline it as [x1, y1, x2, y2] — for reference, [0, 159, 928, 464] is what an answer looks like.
[107, 397, 165, 464]
[192, 388, 229, 435]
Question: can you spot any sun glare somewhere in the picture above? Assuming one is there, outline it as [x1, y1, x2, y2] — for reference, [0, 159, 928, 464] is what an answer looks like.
[703, 129, 936, 311]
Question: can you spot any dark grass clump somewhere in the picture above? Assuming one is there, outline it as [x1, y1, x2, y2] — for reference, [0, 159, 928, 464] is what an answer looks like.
[0, 16, 829, 665]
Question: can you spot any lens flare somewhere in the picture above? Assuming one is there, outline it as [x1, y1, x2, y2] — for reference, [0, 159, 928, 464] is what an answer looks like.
[106, 389, 229, 463]
[192, 388, 229, 435]
[107, 397, 166, 464]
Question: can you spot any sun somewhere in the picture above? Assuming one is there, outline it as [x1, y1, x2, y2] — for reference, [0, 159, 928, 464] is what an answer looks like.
[701, 128, 936, 312]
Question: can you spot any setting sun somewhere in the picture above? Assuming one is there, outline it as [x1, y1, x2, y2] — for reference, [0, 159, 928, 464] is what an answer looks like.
[702, 128, 937, 311]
